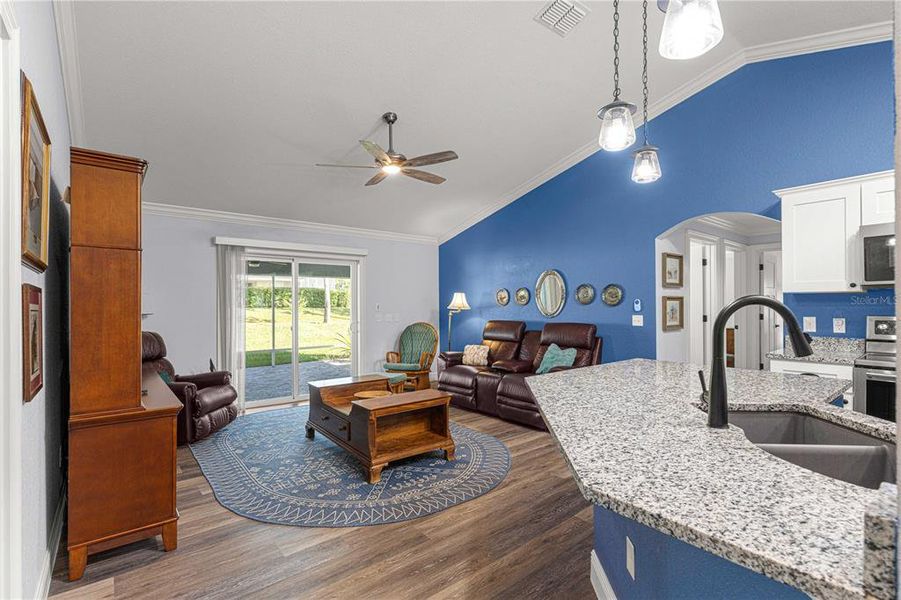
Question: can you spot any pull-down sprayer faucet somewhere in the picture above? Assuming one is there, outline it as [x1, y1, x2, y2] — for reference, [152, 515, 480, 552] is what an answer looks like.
[708, 295, 813, 428]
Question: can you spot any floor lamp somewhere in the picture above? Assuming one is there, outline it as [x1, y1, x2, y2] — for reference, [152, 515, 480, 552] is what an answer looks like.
[446, 292, 471, 351]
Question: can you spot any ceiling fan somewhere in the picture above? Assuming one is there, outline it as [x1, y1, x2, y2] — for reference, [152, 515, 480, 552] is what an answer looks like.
[316, 112, 458, 186]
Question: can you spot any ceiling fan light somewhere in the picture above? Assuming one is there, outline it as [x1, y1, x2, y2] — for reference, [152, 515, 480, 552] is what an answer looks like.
[597, 101, 637, 152]
[658, 0, 723, 60]
[381, 164, 401, 175]
[631, 145, 662, 183]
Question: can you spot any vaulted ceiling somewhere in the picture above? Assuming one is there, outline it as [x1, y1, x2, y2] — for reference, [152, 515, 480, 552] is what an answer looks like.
[56, 1, 892, 242]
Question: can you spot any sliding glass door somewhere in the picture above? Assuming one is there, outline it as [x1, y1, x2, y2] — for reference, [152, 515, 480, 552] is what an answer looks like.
[243, 255, 357, 405]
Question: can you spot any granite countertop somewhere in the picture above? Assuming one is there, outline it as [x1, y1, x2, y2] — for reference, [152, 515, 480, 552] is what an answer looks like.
[526, 359, 896, 600]
[766, 336, 864, 366]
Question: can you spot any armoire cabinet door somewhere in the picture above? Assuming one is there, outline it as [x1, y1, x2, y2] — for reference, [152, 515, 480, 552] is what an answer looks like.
[781, 183, 861, 293]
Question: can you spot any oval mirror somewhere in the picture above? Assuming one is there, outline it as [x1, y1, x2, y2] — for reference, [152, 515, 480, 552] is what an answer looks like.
[535, 270, 566, 317]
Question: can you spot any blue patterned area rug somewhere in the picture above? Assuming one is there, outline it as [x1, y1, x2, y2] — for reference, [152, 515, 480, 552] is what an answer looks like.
[189, 406, 511, 527]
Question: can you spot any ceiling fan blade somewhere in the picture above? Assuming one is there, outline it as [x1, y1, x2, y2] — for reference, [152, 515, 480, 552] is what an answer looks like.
[401, 168, 446, 185]
[360, 140, 390, 164]
[365, 171, 388, 186]
[401, 151, 458, 168]
[315, 163, 378, 169]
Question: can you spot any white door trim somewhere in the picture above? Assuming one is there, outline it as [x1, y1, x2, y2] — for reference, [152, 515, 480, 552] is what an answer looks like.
[0, 2, 23, 597]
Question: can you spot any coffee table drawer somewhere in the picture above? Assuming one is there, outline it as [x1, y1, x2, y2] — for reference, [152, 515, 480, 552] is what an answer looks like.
[316, 411, 350, 441]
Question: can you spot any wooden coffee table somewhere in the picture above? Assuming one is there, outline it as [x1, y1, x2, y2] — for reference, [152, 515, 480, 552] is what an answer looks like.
[307, 376, 454, 484]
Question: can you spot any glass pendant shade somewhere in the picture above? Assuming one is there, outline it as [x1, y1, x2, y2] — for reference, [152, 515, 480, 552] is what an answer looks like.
[597, 101, 637, 151]
[658, 0, 723, 60]
[631, 145, 662, 183]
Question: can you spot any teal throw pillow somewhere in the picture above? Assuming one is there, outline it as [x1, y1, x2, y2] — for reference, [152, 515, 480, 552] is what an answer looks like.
[536, 343, 577, 374]
[159, 370, 173, 384]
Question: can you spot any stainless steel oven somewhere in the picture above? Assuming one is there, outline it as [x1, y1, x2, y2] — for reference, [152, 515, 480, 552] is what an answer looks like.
[853, 316, 896, 422]
[858, 223, 896, 287]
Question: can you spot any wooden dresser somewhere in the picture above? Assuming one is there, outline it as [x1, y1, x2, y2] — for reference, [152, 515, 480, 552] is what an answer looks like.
[67, 148, 182, 580]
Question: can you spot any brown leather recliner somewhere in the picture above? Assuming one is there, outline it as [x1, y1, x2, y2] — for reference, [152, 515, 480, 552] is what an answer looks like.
[496, 323, 603, 429]
[437, 321, 602, 430]
[142, 331, 238, 445]
[437, 320, 526, 411]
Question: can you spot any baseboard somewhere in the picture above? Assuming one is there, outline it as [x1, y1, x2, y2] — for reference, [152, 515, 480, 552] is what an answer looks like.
[590, 550, 618, 600]
[35, 489, 66, 600]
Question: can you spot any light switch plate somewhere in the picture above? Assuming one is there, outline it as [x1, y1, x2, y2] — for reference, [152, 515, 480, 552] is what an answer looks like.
[803, 317, 816, 333]
[833, 318, 846, 334]
[626, 536, 636, 580]
[632, 315, 644, 327]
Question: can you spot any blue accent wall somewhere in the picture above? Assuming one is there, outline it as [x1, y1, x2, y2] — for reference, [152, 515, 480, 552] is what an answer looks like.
[785, 290, 896, 339]
[593, 506, 808, 599]
[439, 42, 894, 359]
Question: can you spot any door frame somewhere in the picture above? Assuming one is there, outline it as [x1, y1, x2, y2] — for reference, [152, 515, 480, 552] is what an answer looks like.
[0, 2, 22, 597]
[243, 249, 363, 406]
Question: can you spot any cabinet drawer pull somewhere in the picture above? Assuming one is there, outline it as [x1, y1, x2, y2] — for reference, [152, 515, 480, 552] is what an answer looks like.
[321, 415, 330, 421]
[338, 425, 347, 432]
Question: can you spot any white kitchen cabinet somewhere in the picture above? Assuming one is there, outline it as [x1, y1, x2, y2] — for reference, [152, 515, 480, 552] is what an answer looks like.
[861, 175, 895, 225]
[769, 359, 854, 408]
[777, 171, 894, 293]
[780, 183, 861, 292]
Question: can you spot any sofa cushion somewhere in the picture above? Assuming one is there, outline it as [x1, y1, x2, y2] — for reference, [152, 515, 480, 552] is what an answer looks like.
[483, 320, 526, 362]
[518, 331, 542, 363]
[492, 359, 533, 374]
[534, 323, 598, 370]
[536, 343, 577, 374]
[496, 373, 536, 405]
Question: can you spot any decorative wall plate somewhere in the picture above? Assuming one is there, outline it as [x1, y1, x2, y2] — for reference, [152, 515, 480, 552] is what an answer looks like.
[515, 287, 530, 305]
[601, 284, 624, 306]
[575, 284, 595, 305]
[496, 288, 510, 306]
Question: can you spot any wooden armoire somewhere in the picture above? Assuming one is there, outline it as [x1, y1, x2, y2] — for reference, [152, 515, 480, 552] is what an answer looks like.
[67, 148, 181, 580]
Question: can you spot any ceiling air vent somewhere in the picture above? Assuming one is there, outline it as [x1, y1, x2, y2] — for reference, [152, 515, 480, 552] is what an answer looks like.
[535, 0, 590, 37]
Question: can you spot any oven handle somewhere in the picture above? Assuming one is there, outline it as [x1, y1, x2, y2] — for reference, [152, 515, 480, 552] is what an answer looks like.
[864, 371, 897, 383]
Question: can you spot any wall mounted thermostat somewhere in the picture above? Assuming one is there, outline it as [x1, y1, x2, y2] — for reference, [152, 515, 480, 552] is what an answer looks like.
[633, 299, 642, 312]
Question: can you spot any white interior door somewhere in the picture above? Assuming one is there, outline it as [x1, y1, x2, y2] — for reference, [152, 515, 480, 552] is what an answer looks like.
[689, 238, 717, 365]
[760, 250, 784, 366]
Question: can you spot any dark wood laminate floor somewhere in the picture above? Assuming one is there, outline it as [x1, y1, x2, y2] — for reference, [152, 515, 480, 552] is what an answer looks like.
[48, 407, 594, 600]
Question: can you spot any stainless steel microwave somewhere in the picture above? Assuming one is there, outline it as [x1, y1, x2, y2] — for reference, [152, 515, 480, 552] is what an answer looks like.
[859, 222, 896, 287]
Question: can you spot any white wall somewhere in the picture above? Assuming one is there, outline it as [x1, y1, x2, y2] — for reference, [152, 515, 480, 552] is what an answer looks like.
[16, 1, 71, 596]
[141, 211, 439, 379]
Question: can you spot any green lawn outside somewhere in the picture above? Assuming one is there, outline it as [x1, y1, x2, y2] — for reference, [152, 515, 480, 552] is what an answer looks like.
[245, 305, 350, 367]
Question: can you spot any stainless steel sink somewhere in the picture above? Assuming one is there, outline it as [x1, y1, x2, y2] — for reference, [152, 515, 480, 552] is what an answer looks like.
[729, 411, 895, 489]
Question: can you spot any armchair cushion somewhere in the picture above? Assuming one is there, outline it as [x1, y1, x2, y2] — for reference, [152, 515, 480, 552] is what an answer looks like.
[193, 385, 238, 418]
[397, 322, 439, 365]
[385, 362, 424, 371]
[176, 371, 231, 388]
[491, 359, 533, 374]
[536, 343, 577, 374]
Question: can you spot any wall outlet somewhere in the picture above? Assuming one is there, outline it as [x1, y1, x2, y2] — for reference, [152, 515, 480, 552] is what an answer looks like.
[632, 315, 644, 327]
[803, 316, 816, 333]
[833, 318, 846, 334]
[626, 536, 636, 580]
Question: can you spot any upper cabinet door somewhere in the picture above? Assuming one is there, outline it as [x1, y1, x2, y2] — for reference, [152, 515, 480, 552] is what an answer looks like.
[782, 183, 861, 293]
[861, 175, 895, 226]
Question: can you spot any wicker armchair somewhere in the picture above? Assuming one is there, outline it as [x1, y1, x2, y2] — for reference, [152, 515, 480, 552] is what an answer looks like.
[385, 322, 439, 390]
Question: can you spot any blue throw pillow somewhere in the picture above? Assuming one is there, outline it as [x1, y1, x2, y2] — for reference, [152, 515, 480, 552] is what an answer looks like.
[536, 343, 577, 374]
[159, 370, 173, 384]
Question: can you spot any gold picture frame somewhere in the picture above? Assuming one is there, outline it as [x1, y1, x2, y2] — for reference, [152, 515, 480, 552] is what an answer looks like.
[21, 73, 51, 272]
[662, 296, 684, 331]
[661, 252, 683, 288]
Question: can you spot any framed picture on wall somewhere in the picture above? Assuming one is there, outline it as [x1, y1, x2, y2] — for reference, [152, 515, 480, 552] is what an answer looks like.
[661, 296, 684, 331]
[21, 73, 51, 273]
[22, 284, 43, 401]
[661, 252, 683, 288]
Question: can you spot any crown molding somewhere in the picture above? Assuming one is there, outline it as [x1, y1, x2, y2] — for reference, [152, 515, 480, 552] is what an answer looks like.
[53, 1, 86, 147]
[143, 202, 439, 245]
[772, 169, 894, 198]
[437, 24, 892, 245]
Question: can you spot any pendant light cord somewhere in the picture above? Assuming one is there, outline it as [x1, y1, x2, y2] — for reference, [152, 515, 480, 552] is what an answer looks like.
[641, 0, 649, 145]
[612, 0, 621, 101]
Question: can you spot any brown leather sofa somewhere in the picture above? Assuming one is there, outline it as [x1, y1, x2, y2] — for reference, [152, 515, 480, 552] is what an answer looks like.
[142, 331, 238, 445]
[437, 321, 602, 430]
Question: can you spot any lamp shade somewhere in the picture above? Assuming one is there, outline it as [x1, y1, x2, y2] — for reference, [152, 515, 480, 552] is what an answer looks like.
[447, 292, 471, 311]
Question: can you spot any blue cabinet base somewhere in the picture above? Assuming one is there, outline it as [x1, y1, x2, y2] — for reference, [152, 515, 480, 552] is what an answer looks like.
[593, 506, 808, 599]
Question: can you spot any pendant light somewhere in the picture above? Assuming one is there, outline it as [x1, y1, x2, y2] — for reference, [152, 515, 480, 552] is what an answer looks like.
[597, 0, 636, 152]
[632, 0, 662, 184]
[658, 0, 724, 60]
